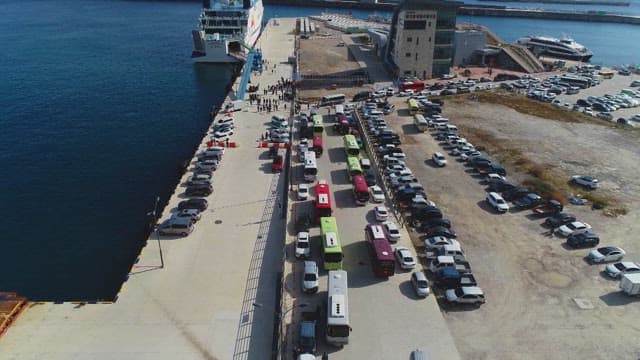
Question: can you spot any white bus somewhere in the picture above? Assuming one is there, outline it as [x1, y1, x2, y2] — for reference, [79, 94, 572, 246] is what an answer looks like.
[413, 114, 429, 132]
[326, 270, 350, 347]
[303, 151, 318, 182]
[321, 94, 346, 106]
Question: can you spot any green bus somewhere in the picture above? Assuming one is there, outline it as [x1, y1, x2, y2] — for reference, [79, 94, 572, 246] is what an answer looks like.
[312, 115, 324, 136]
[343, 134, 360, 157]
[346, 155, 363, 180]
[320, 217, 343, 270]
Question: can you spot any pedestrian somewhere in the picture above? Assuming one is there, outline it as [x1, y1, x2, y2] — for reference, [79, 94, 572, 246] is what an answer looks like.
[284, 103, 287, 110]
[260, 134, 264, 141]
[265, 131, 269, 139]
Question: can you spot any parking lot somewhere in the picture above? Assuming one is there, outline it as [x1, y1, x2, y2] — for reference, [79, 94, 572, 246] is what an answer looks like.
[382, 83, 640, 359]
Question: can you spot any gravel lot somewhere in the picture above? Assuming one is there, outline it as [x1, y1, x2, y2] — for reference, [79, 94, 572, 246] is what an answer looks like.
[383, 78, 640, 359]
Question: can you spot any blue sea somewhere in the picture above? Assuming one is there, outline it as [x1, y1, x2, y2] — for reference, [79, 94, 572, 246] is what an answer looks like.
[1, 0, 639, 301]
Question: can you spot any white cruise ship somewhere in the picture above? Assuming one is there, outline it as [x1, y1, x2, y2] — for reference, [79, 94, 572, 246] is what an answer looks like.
[191, 0, 264, 63]
[516, 35, 593, 62]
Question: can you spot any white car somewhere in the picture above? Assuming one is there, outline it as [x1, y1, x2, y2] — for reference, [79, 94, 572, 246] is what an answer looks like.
[605, 261, 640, 279]
[394, 246, 416, 270]
[213, 128, 234, 138]
[445, 286, 485, 306]
[297, 183, 309, 201]
[374, 206, 389, 222]
[302, 261, 319, 294]
[432, 152, 447, 167]
[411, 271, 430, 297]
[385, 164, 408, 175]
[370, 185, 385, 203]
[588, 246, 626, 264]
[382, 221, 401, 242]
[486, 173, 506, 183]
[556, 221, 591, 237]
[571, 175, 599, 189]
[424, 236, 460, 250]
[486, 192, 509, 213]
[295, 232, 311, 259]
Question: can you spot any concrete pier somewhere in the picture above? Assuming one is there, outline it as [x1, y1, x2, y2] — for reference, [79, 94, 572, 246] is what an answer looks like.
[0, 18, 297, 360]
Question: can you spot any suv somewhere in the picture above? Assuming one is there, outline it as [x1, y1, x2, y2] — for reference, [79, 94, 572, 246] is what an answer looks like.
[432, 152, 447, 167]
[177, 198, 208, 211]
[295, 232, 311, 259]
[444, 286, 485, 305]
[158, 217, 194, 236]
[566, 231, 600, 248]
[486, 192, 509, 213]
[185, 184, 213, 197]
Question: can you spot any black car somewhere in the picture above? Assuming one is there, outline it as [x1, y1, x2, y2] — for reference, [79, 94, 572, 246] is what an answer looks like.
[467, 156, 491, 167]
[426, 226, 457, 239]
[502, 187, 530, 201]
[377, 136, 401, 146]
[513, 193, 542, 209]
[566, 231, 600, 248]
[178, 198, 208, 211]
[364, 169, 376, 186]
[185, 184, 213, 197]
[423, 218, 452, 229]
[487, 179, 516, 193]
[544, 212, 576, 228]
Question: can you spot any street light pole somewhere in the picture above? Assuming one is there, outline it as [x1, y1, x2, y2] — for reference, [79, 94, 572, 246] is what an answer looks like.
[152, 196, 164, 269]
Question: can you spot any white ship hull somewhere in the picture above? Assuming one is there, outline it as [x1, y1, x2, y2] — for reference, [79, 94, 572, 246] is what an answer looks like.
[192, 0, 263, 63]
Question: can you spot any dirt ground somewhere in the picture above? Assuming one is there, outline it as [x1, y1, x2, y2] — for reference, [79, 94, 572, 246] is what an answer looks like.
[382, 82, 640, 359]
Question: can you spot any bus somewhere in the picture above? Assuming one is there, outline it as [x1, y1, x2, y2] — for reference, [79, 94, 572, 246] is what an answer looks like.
[313, 135, 323, 157]
[346, 155, 363, 180]
[303, 151, 318, 182]
[408, 99, 420, 115]
[352, 174, 369, 206]
[558, 74, 592, 89]
[399, 80, 425, 92]
[320, 217, 343, 270]
[413, 114, 429, 132]
[343, 135, 360, 157]
[315, 180, 332, 219]
[365, 224, 395, 277]
[312, 114, 324, 136]
[320, 93, 346, 106]
[326, 270, 350, 347]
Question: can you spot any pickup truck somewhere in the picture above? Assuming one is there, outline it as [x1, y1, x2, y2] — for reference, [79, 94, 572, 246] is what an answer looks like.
[429, 255, 472, 274]
[531, 200, 563, 217]
[433, 268, 477, 289]
[425, 244, 466, 263]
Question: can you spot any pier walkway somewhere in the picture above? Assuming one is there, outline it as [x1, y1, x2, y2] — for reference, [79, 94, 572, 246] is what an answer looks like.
[0, 19, 296, 360]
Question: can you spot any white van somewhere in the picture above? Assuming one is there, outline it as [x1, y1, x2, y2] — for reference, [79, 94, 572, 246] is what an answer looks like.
[360, 158, 371, 170]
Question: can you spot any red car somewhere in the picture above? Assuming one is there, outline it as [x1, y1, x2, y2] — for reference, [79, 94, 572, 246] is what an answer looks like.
[272, 154, 283, 172]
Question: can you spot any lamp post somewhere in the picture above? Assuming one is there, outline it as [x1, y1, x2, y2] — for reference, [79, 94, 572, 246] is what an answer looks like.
[149, 196, 164, 269]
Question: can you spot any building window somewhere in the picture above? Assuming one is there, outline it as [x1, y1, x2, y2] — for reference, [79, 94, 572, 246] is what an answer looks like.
[404, 20, 426, 30]
[405, 52, 411, 58]
[429, 37, 432, 42]
[416, 37, 419, 45]
[404, 70, 412, 76]
[428, 21, 432, 27]
[415, 53, 418, 61]
[407, 37, 412, 42]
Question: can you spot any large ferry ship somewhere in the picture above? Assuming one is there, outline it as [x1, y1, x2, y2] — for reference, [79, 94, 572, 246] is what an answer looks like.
[191, 0, 264, 63]
[516, 35, 593, 62]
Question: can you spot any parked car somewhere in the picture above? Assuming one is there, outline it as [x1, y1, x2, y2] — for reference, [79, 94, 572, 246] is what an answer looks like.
[425, 226, 457, 239]
[195, 159, 219, 172]
[295, 232, 311, 259]
[487, 180, 517, 193]
[556, 221, 591, 237]
[424, 236, 460, 250]
[605, 262, 640, 279]
[298, 183, 309, 201]
[566, 231, 600, 248]
[177, 198, 208, 211]
[370, 185, 385, 203]
[374, 206, 389, 222]
[432, 152, 447, 167]
[382, 221, 402, 242]
[394, 246, 417, 270]
[588, 246, 626, 264]
[158, 217, 194, 237]
[444, 286, 485, 306]
[486, 192, 509, 213]
[173, 208, 202, 222]
[185, 184, 213, 197]
[513, 193, 542, 209]
[302, 261, 319, 293]
[411, 271, 430, 297]
[571, 175, 599, 189]
[544, 212, 576, 228]
[364, 169, 377, 186]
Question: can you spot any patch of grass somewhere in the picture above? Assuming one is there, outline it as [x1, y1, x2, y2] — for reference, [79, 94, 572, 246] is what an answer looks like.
[455, 90, 602, 124]
[459, 124, 624, 215]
